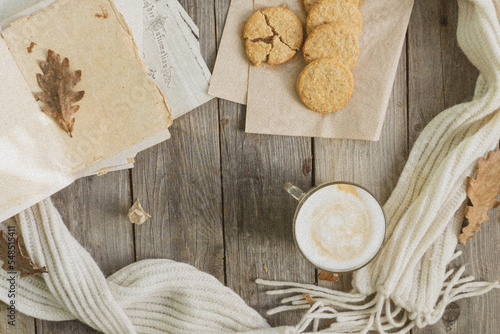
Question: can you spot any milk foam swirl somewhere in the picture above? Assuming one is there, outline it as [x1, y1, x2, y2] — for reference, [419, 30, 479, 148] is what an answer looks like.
[294, 184, 385, 272]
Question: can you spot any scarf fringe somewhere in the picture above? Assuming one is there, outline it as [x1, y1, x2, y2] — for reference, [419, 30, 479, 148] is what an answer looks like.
[256, 258, 500, 333]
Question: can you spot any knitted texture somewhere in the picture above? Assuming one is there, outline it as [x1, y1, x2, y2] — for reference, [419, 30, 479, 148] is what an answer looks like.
[0, 199, 294, 334]
[257, 0, 500, 332]
[0, 0, 500, 333]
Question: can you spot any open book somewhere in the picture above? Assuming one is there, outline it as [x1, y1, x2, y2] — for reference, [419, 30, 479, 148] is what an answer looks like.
[0, 0, 173, 221]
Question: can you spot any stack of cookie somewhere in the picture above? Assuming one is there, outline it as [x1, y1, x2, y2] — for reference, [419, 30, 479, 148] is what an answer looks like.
[297, 0, 362, 113]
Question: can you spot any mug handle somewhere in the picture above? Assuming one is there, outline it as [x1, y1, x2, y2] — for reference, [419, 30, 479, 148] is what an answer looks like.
[284, 182, 306, 201]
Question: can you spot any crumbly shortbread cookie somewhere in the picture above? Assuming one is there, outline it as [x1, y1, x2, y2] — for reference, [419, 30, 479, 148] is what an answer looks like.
[243, 7, 304, 66]
[306, 0, 362, 35]
[245, 40, 272, 66]
[297, 59, 353, 113]
[302, 23, 359, 67]
[262, 7, 303, 51]
[268, 35, 297, 65]
[303, 0, 359, 12]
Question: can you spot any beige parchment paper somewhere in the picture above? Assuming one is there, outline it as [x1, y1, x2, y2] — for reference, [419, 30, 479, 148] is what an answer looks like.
[210, 0, 414, 141]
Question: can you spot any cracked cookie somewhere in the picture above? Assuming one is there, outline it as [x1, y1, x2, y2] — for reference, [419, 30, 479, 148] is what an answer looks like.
[306, 0, 362, 35]
[297, 59, 353, 113]
[243, 7, 304, 66]
[303, 0, 359, 12]
[302, 23, 359, 67]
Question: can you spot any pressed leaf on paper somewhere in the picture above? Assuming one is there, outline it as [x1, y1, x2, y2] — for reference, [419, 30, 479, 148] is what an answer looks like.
[0, 230, 47, 278]
[459, 149, 500, 245]
[34, 50, 85, 137]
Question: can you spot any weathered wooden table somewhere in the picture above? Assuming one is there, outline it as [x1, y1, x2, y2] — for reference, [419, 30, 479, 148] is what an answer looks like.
[2, 1, 499, 333]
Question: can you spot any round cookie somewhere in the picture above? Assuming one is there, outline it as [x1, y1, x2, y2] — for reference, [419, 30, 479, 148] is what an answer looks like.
[268, 35, 297, 65]
[302, 23, 359, 67]
[243, 7, 303, 66]
[306, 0, 362, 35]
[245, 40, 272, 67]
[297, 59, 354, 113]
[243, 10, 273, 41]
[261, 7, 304, 51]
[304, 0, 359, 12]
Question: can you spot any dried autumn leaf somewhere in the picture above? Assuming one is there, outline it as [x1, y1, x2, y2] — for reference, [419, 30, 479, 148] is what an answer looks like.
[303, 293, 315, 306]
[319, 271, 340, 282]
[459, 149, 500, 245]
[128, 199, 152, 225]
[34, 49, 85, 137]
[27, 41, 36, 53]
[0, 230, 47, 278]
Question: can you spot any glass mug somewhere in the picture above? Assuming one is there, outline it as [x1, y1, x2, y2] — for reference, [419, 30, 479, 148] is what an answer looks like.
[285, 182, 386, 273]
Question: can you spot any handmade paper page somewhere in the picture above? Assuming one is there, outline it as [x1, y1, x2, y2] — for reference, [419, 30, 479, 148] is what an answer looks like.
[1, 0, 172, 175]
[0, 0, 172, 220]
[1, 0, 213, 178]
[0, 38, 74, 221]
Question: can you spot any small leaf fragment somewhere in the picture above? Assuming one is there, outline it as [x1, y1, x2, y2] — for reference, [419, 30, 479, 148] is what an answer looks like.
[0, 230, 47, 278]
[303, 293, 315, 306]
[319, 271, 340, 282]
[34, 50, 85, 137]
[128, 199, 152, 225]
[459, 149, 500, 245]
[27, 41, 36, 53]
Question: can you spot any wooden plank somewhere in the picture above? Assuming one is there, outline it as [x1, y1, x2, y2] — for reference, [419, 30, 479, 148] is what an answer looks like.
[0, 313, 35, 334]
[132, 0, 224, 280]
[36, 171, 134, 333]
[409, 1, 499, 333]
[219, 99, 315, 327]
[216, 2, 314, 328]
[314, 44, 408, 205]
[407, 0, 444, 148]
[313, 40, 409, 298]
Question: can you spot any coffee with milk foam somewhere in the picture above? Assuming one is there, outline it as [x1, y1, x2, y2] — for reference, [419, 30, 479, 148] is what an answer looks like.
[294, 184, 385, 272]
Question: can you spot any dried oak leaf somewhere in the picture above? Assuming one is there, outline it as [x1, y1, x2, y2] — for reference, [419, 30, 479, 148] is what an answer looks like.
[459, 149, 500, 245]
[34, 50, 85, 137]
[319, 271, 340, 282]
[0, 230, 47, 278]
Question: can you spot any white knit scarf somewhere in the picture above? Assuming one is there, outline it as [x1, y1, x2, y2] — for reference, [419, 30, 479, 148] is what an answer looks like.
[1, 0, 500, 333]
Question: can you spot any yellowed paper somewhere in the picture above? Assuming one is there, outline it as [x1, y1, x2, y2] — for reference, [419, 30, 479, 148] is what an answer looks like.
[1, 0, 172, 173]
[0, 0, 172, 221]
[0, 0, 205, 179]
[210, 0, 414, 141]
[0, 37, 74, 220]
